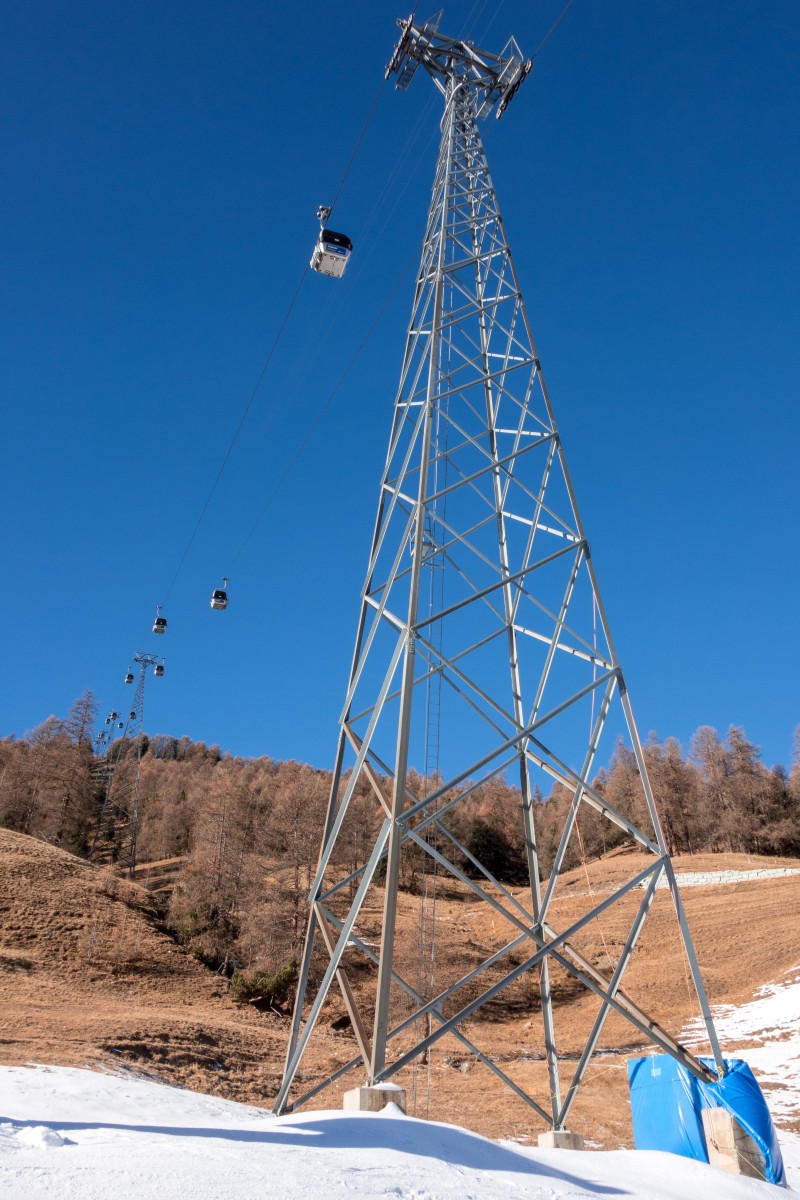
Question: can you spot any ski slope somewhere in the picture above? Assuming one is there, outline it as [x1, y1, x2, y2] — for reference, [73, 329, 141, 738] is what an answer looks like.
[0, 1064, 788, 1198]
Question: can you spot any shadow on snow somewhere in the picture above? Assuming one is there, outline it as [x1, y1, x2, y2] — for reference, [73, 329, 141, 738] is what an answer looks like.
[5, 1112, 628, 1194]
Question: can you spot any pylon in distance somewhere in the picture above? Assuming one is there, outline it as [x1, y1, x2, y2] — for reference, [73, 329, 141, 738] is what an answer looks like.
[275, 15, 724, 1127]
[94, 651, 161, 875]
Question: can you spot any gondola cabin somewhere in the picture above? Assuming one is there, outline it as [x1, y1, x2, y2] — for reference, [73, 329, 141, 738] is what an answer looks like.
[124, 672, 134, 684]
[210, 587, 228, 610]
[310, 228, 353, 279]
[153, 615, 167, 634]
[129, 711, 136, 721]
[154, 663, 164, 678]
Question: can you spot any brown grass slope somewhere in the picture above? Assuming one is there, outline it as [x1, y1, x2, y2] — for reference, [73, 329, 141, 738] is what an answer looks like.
[0, 828, 290, 1101]
[1, 828, 799, 1148]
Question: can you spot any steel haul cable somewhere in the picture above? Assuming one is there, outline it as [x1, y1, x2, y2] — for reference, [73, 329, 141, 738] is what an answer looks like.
[103, 0, 582, 754]
[161, 265, 309, 608]
[227, 248, 419, 570]
[157, 74, 390, 611]
[118, 110, 434, 695]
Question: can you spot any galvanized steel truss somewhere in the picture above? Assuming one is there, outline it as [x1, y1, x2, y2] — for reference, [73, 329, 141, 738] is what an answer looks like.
[95, 652, 159, 874]
[275, 19, 723, 1127]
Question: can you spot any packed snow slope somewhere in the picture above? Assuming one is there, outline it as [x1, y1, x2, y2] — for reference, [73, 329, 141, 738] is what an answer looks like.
[0, 1066, 787, 1199]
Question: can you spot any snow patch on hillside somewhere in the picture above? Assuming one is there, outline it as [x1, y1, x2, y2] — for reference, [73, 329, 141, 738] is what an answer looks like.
[663, 868, 800, 888]
[683, 966, 800, 1188]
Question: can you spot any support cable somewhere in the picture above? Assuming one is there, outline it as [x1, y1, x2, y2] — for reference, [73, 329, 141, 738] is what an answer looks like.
[328, 77, 387, 220]
[158, 71, 391, 607]
[160, 265, 309, 606]
[104, 0, 581, 767]
[115, 194, 428, 706]
[227, 249, 419, 570]
[530, 0, 577, 61]
[220, 92, 443, 571]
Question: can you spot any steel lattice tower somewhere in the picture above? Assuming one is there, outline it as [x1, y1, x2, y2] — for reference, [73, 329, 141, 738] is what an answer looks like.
[95, 652, 160, 875]
[275, 15, 724, 1127]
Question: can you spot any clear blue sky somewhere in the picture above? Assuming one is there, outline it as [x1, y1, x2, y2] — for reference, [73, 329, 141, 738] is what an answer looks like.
[2, 0, 797, 772]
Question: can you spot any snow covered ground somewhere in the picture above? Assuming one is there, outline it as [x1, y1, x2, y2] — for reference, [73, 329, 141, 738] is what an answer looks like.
[0, 1064, 788, 1199]
[2, 964, 798, 1197]
[683, 966, 800, 1191]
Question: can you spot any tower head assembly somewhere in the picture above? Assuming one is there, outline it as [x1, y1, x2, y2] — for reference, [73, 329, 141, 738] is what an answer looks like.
[386, 11, 532, 117]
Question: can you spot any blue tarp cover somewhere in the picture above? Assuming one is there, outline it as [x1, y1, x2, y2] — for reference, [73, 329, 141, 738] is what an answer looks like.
[627, 1055, 786, 1188]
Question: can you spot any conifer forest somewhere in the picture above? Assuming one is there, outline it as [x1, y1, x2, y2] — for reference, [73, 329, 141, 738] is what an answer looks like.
[2, 691, 798, 997]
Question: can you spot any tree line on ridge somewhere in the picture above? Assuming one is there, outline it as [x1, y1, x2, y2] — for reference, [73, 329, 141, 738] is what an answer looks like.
[0, 690, 798, 990]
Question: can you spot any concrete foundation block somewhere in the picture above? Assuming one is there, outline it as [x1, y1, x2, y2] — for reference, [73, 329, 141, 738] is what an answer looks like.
[343, 1084, 407, 1114]
[537, 1129, 585, 1151]
[702, 1107, 765, 1181]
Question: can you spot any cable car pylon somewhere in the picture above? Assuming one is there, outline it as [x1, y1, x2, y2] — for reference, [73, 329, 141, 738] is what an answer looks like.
[93, 651, 163, 875]
[274, 14, 724, 1130]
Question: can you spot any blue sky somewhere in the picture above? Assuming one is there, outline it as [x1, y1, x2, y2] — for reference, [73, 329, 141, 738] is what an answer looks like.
[2, 0, 797, 772]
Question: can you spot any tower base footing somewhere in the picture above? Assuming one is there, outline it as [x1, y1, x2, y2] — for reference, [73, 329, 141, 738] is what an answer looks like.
[537, 1130, 585, 1151]
[343, 1085, 408, 1115]
[702, 1108, 765, 1180]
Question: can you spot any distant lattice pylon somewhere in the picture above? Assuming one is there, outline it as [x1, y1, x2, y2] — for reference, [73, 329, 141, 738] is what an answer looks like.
[94, 652, 160, 875]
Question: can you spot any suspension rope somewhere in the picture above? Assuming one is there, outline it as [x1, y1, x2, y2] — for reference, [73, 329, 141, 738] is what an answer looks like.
[107, 0, 582, 757]
[531, 0, 577, 61]
[352, 96, 437, 256]
[220, 102, 439, 568]
[475, 0, 506, 42]
[127, 108, 434, 668]
[159, 69, 390, 607]
[126, 2, 544, 636]
[328, 78, 387, 220]
[227, 247, 418, 570]
[161, 265, 309, 606]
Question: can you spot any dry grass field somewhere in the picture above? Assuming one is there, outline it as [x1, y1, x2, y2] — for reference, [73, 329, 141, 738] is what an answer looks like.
[1, 827, 799, 1148]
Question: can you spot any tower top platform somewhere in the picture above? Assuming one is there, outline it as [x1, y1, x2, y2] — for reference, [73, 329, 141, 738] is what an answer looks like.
[386, 11, 531, 118]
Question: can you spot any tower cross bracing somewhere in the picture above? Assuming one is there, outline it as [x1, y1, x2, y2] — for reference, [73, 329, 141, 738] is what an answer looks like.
[275, 16, 723, 1127]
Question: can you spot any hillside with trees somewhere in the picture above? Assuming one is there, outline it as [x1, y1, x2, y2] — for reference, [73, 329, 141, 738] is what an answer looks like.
[1, 691, 798, 995]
